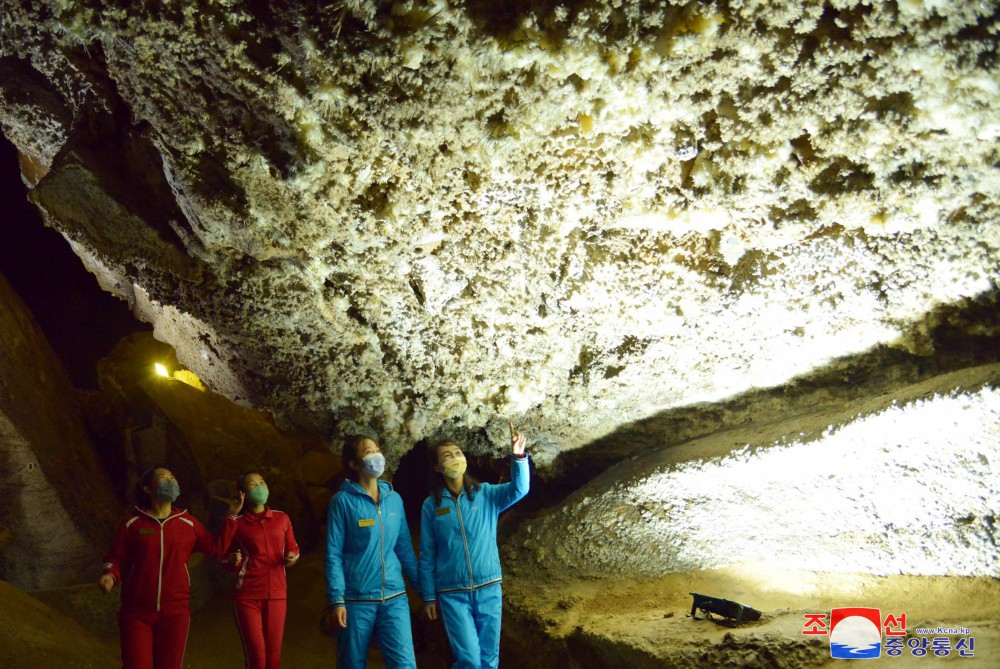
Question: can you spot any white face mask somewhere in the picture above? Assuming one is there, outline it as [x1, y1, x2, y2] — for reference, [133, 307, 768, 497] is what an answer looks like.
[442, 458, 467, 479]
[361, 453, 386, 478]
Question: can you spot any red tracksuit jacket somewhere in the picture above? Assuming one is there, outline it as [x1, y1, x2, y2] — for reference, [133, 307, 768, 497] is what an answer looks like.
[102, 507, 238, 614]
[224, 507, 299, 600]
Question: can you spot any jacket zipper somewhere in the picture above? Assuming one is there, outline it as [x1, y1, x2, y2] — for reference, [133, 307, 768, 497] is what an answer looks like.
[348, 481, 392, 603]
[156, 520, 165, 612]
[377, 501, 386, 600]
[261, 517, 271, 594]
[453, 493, 475, 588]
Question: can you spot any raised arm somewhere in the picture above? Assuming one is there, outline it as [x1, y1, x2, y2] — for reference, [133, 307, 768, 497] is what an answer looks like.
[194, 490, 244, 557]
[490, 454, 530, 512]
[193, 513, 239, 558]
[489, 422, 530, 512]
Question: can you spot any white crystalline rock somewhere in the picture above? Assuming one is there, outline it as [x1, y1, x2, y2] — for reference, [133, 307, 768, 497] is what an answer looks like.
[516, 372, 1000, 577]
[1, 0, 998, 459]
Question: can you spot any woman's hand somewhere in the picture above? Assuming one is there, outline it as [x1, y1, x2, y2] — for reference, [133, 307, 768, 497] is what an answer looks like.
[424, 603, 439, 621]
[510, 421, 526, 456]
[98, 574, 115, 594]
[284, 552, 300, 567]
[334, 606, 348, 628]
[226, 549, 244, 567]
[320, 607, 345, 637]
[227, 491, 246, 517]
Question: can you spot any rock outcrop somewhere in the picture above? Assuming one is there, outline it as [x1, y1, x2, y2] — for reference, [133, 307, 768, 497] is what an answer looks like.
[0, 578, 118, 669]
[0, 271, 118, 589]
[1, 1, 997, 466]
[95, 332, 338, 549]
[508, 364, 1000, 579]
[499, 363, 1000, 667]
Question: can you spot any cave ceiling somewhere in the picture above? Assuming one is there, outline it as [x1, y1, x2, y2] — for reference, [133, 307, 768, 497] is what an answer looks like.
[1, 0, 998, 463]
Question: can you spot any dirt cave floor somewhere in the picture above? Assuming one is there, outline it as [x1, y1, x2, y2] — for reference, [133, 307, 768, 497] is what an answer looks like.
[3, 551, 997, 668]
[501, 562, 1000, 668]
[1, 552, 447, 669]
[182, 552, 449, 669]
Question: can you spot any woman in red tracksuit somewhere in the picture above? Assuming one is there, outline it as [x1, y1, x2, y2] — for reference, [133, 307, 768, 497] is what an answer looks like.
[223, 470, 300, 669]
[98, 465, 244, 669]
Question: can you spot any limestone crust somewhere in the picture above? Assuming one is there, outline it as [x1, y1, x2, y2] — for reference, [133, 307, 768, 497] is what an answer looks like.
[0, 1, 997, 461]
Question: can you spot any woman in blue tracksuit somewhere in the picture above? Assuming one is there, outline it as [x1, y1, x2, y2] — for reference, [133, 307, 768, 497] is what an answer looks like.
[420, 422, 529, 669]
[324, 435, 421, 669]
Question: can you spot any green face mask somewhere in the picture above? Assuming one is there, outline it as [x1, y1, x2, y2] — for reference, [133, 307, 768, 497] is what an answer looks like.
[248, 485, 269, 506]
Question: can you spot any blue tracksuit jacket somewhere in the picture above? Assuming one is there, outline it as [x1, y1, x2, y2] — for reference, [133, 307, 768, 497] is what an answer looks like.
[325, 479, 420, 607]
[419, 455, 530, 602]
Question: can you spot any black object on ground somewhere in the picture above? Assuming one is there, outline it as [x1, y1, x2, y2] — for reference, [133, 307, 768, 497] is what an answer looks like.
[689, 592, 762, 626]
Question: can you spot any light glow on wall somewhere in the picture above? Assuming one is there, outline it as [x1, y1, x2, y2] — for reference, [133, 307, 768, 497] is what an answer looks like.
[523, 382, 1000, 580]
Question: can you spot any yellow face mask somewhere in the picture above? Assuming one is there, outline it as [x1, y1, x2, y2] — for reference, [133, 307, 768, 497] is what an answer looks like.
[442, 458, 467, 479]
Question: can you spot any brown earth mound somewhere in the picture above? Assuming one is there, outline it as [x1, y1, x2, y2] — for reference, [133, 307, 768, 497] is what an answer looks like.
[0, 579, 117, 669]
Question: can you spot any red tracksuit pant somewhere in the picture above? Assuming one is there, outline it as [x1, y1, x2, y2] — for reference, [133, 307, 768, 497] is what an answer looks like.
[234, 598, 288, 669]
[119, 608, 191, 669]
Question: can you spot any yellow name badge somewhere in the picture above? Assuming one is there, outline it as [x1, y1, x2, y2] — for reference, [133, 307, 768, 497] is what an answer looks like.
[435, 507, 450, 516]
[357, 519, 375, 528]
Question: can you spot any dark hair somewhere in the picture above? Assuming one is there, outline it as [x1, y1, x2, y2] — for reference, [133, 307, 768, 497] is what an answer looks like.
[134, 464, 170, 509]
[236, 469, 264, 493]
[341, 435, 376, 482]
[429, 440, 480, 507]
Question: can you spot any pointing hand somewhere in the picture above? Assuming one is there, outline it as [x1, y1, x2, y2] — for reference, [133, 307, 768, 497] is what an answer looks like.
[509, 421, 526, 456]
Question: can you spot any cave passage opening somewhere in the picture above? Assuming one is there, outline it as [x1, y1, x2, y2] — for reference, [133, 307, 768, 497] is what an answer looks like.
[0, 133, 149, 389]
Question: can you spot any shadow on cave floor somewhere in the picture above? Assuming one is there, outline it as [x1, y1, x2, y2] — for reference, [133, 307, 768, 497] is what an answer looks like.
[513, 289, 1000, 519]
[181, 551, 449, 669]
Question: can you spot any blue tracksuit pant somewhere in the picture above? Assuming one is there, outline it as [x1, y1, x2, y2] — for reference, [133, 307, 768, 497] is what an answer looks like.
[337, 595, 415, 669]
[438, 582, 503, 669]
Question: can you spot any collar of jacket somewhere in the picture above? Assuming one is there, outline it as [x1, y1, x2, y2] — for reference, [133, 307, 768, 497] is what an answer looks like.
[341, 479, 393, 497]
[134, 505, 188, 522]
[439, 486, 466, 500]
[241, 506, 274, 520]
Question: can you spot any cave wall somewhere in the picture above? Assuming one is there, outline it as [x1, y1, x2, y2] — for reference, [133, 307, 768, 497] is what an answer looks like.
[508, 364, 1000, 579]
[91, 332, 339, 549]
[0, 578, 118, 668]
[0, 1, 997, 465]
[0, 271, 118, 589]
